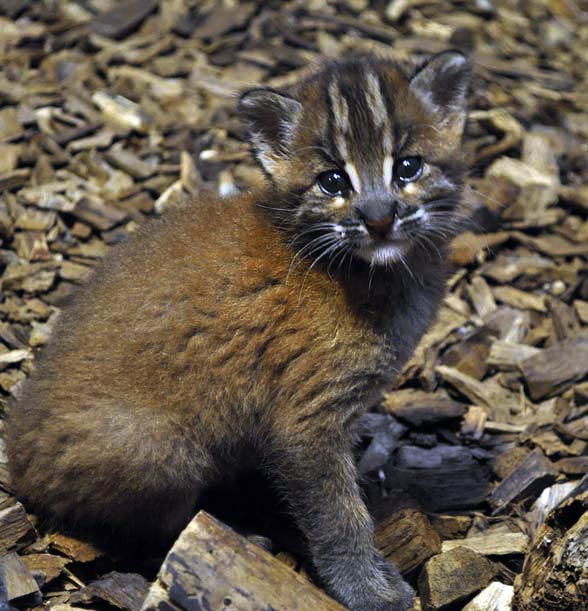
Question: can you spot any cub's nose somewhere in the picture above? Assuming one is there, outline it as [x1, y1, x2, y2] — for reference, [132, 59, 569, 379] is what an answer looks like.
[358, 201, 398, 240]
[364, 216, 394, 240]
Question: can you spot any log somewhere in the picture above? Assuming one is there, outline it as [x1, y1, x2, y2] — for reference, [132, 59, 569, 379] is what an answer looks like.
[142, 511, 345, 611]
[513, 491, 588, 611]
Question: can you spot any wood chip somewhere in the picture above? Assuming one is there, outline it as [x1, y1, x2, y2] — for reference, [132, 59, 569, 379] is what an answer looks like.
[419, 547, 497, 611]
[489, 449, 558, 513]
[142, 511, 345, 611]
[0, 552, 41, 603]
[463, 582, 514, 611]
[0, 502, 35, 553]
[520, 335, 588, 400]
[382, 390, 466, 426]
[442, 532, 528, 556]
[70, 571, 148, 611]
[492, 286, 547, 313]
[90, 0, 159, 40]
[376, 508, 441, 575]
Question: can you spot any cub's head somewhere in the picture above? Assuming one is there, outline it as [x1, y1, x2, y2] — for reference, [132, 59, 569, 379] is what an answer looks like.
[239, 51, 471, 268]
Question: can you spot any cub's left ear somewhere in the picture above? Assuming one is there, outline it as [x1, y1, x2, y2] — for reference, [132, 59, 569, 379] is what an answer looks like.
[410, 50, 470, 120]
[238, 88, 302, 175]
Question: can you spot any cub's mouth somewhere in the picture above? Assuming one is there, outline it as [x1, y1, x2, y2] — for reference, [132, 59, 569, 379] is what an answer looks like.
[356, 239, 410, 266]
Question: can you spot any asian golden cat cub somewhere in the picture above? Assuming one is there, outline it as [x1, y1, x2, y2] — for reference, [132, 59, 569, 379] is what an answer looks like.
[8, 51, 470, 611]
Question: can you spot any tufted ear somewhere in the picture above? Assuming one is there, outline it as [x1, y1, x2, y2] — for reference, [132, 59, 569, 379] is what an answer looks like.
[238, 88, 303, 175]
[410, 50, 470, 123]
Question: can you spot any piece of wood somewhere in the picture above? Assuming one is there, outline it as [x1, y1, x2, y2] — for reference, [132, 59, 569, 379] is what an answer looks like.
[555, 456, 588, 475]
[519, 335, 588, 400]
[142, 511, 345, 611]
[429, 514, 472, 541]
[468, 276, 497, 319]
[0, 552, 41, 604]
[526, 481, 578, 531]
[441, 328, 491, 380]
[419, 547, 497, 611]
[385, 462, 491, 512]
[396, 445, 478, 470]
[492, 286, 547, 313]
[489, 449, 558, 512]
[70, 571, 149, 611]
[382, 390, 466, 426]
[487, 341, 541, 370]
[0, 501, 35, 554]
[463, 582, 514, 611]
[461, 405, 487, 439]
[375, 508, 441, 575]
[47, 532, 102, 563]
[21, 553, 69, 587]
[513, 492, 588, 611]
[436, 366, 524, 421]
[442, 532, 528, 556]
[90, 0, 159, 40]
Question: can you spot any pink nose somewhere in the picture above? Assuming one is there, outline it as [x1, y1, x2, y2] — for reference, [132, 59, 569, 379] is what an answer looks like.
[365, 216, 393, 239]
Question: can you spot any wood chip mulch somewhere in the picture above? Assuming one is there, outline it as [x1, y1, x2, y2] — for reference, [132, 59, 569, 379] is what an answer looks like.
[0, 1, 587, 611]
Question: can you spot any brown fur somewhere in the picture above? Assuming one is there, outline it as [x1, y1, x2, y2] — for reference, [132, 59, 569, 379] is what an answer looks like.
[7, 51, 471, 611]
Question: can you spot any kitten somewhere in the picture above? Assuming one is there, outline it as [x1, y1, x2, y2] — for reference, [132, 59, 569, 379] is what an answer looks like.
[7, 51, 470, 611]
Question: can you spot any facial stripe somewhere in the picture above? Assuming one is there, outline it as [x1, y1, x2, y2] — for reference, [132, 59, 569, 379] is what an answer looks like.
[365, 72, 394, 193]
[344, 162, 362, 194]
[365, 73, 388, 128]
[328, 80, 350, 159]
[383, 155, 393, 189]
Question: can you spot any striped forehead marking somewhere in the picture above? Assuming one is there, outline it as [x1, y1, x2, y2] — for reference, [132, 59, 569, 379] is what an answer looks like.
[328, 79, 350, 159]
[365, 71, 393, 155]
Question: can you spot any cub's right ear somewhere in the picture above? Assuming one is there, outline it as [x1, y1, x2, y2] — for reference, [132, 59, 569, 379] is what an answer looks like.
[238, 88, 302, 175]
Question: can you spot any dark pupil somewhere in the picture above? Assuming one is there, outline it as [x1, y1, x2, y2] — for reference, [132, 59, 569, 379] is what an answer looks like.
[397, 156, 422, 181]
[318, 171, 348, 195]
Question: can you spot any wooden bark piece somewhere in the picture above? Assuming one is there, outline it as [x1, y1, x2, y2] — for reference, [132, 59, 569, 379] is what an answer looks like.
[519, 335, 588, 400]
[0, 552, 41, 604]
[382, 390, 466, 426]
[70, 571, 149, 611]
[142, 511, 345, 611]
[375, 508, 442, 575]
[385, 462, 490, 512]
[513, 492, 588, 611]
[419, 547, 497, 611]
[489, 449, 558, 512]
[90, 0, 159, 40]
[0, 501, 35, 553]
[21, 553, 69, 587]
[463, 582, 514, 611]
[442, 532, 528, 556]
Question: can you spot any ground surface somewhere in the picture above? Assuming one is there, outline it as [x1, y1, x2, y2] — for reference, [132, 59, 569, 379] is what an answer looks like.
[0, 1, 587, 610]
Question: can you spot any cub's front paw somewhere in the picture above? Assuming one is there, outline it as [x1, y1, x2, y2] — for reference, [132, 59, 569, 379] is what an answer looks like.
[348, 591, 413, 611]
[376, 555, 414, 610]
[343, 556, 414, 611]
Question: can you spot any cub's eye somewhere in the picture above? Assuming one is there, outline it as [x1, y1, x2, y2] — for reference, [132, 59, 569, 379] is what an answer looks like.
[317, 170, 350, 196]
[395, 156, 423, 183]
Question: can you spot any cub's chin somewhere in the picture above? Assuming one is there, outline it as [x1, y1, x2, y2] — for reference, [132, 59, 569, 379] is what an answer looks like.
[356, 240, 411, 267]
